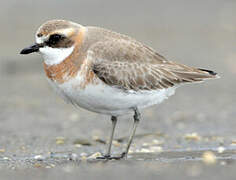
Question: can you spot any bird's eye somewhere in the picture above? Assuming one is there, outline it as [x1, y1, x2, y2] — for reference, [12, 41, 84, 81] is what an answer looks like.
[47, 34, 64, 46]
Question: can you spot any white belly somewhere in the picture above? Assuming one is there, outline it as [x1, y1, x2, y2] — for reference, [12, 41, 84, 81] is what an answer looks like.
[47, 76, 176, 116]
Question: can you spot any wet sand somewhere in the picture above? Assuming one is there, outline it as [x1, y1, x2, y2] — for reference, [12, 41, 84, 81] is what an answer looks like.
[0, 0, 236, 179]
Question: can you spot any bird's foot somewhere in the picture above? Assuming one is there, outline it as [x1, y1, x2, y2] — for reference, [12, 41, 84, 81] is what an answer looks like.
[96, 152, 126, 160]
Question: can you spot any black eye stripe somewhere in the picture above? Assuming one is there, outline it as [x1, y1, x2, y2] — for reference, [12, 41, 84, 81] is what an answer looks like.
[46, 34, 65, 46]
[44, 33, 73, 48]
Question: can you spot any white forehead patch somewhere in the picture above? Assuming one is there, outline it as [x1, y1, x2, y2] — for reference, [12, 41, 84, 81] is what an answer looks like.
[40, 46, 74, 66]
[36, 36, 48, 44]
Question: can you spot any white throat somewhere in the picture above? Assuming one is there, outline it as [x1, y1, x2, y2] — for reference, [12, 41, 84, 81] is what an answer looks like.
[39, 46, 74, 66]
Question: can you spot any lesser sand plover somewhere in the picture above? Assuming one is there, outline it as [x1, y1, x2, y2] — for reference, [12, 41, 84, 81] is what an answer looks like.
[20, 20, 218, 159]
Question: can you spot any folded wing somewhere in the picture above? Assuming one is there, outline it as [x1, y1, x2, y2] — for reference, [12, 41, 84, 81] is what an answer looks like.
[87, 39, 217, 91]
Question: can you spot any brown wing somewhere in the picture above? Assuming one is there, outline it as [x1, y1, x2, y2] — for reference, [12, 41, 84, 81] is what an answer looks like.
[88, 39, 217, 91]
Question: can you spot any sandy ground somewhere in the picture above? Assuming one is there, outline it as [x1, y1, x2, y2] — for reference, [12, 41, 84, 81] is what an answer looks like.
[0, 0, 236, 179]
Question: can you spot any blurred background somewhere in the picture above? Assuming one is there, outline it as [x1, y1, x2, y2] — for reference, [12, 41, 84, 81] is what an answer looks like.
[0, 0, 236, 177]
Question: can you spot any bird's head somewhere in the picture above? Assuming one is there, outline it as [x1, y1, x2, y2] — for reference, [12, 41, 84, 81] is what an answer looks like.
[20, 20, 86, 65]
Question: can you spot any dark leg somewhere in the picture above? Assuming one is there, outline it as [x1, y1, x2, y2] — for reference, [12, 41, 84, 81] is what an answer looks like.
[121, 108, 140, 159]
[97, 108, 140, 160]
[97, 116, 117, 159]
[106, 116, 117, 157]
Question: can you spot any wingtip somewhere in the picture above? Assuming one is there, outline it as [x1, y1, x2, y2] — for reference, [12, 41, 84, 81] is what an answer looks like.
[197, 68, 220, 79]
[198, 68, 217, 76]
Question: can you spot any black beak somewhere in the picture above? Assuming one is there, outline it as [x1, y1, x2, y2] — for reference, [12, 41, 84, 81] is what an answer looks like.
[20, 43, 43, 55]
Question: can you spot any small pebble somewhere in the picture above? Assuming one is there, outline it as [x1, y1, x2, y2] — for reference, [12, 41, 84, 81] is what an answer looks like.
[136, 158, 144, 161]
[184, 133, 201, 141]
[74, 144, 82, 148]
[73, 138, 92, 146]
[202, 151, 217, 165]
[0, 149, 5, 153]
[230, 140, 236, 145]
[112, 140, 121, 147]
[80, 152, 88, 157]
[34, 155, 44, 161]
[152, 139, 163, 145]
[128, 149, 134, 154]
[92, 135, 100, 140]
[81, 156, 87, 161]
[142, 143, 150, 147]
[3, 157, 9, 160]
[34, 163, 42, 168]
[20, 146, 26, 151]
[70, 153, 78, 161]
[56, 137, 66, 145]
[88, 152, 102, 159]
[95, 139, 106, 144]
[56, 140, 65, 145]
[140, 148, 151, 153]
[150, 146, 163, 153]
[217, 146, 225, 153]
[92, 136, 106, 144]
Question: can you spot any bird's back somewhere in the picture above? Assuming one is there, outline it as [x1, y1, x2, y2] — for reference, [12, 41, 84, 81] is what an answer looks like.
[84, 26, 218, 91]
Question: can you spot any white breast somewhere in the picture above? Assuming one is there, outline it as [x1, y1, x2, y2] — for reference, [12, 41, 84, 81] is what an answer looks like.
[47, 72, 176, 116]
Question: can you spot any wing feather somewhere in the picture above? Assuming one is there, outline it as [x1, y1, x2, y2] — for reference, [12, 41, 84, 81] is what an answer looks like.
[87, 39, 217, 91]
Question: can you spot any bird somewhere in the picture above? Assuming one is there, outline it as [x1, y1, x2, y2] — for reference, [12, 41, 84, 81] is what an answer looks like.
[20, 19, 218, 160]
